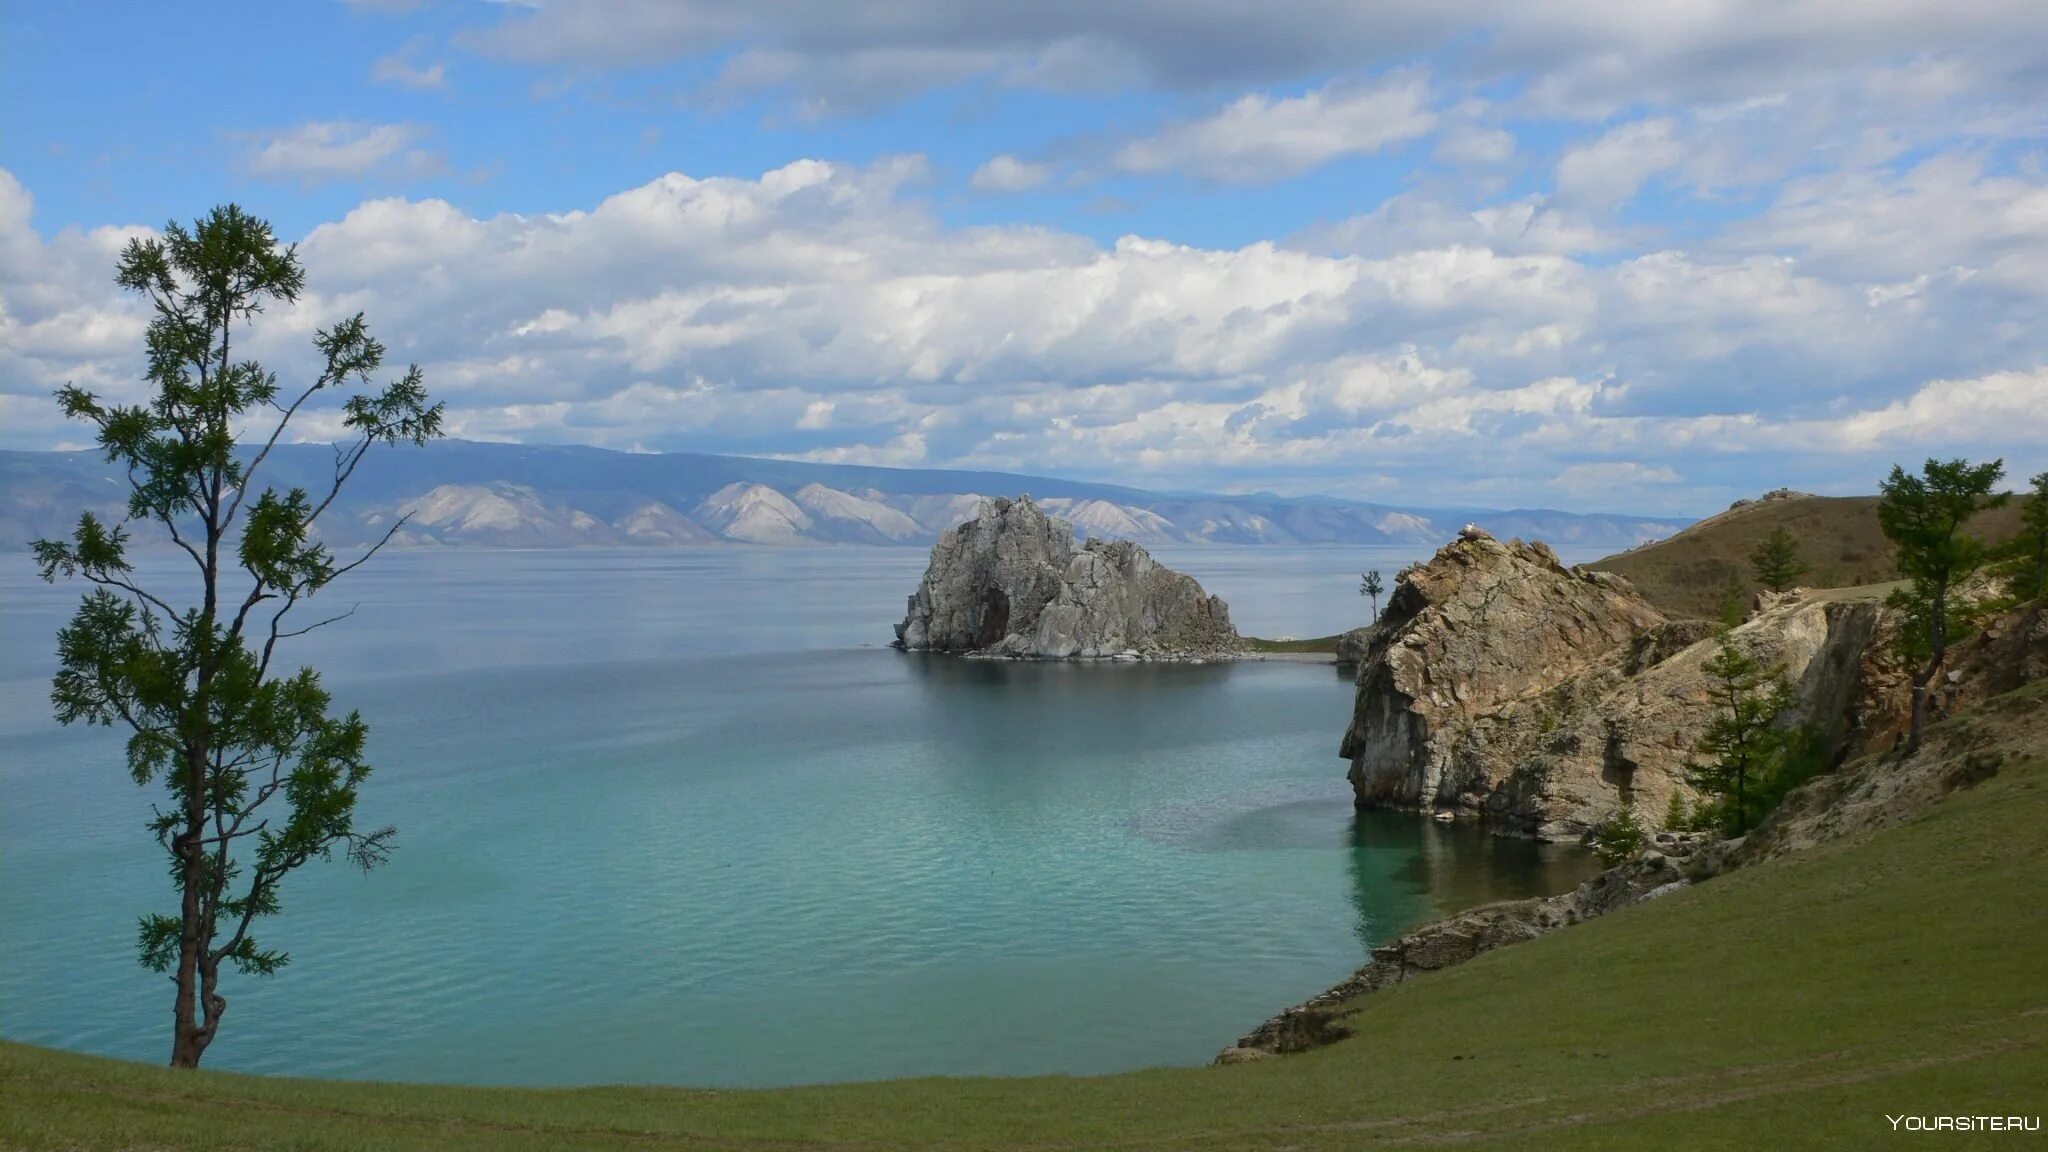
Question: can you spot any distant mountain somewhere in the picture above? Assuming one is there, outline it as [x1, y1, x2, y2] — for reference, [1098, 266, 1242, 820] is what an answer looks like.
[0, 441, 1693, 551]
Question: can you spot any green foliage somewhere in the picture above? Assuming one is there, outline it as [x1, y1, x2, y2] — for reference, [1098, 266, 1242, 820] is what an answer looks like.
[1661, 791, 1690, 833]
[1591, 798, 1646, 866]
[1877, 458, 2008, 588]
[1990, 471, 2048, 604]
[1883, 580, 1987, 668]
[1878, 457, 2008, 750]
[1748, 525, 1809, 591]
[33, 204, 441, 1067]
[1717, 574, 1749, 628]
[1686, 633, 1797, 836]
[1751, 725, 1833, 817]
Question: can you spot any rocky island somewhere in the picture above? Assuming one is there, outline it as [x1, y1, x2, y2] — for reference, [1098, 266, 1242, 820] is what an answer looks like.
[893, 496, 1243, 660]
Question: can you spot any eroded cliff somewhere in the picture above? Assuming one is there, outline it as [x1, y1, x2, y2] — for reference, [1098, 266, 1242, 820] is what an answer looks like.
[1341, 532, 1885, 839]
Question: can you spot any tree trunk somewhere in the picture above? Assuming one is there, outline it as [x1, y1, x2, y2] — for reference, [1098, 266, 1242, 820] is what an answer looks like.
[169, 742, 212, 1068]
[1906, 580, 1950, 756]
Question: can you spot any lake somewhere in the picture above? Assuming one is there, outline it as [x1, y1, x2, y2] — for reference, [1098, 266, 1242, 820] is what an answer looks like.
[0, 545, 1600, 1087]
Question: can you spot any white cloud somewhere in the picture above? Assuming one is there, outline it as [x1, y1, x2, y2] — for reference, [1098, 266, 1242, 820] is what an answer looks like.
[372, 38, 448, 90]
[5, 156, 2045, 511]
[1433, 124, 1515, 167]
[969, 155, 1050, 192]
[1554, 461, 1682, 494]
[240, 121, 446, 185]
[1823, 367, 2048, 450]
[1113, 73, 1435, 183]
[1554, 118, 1685, 210]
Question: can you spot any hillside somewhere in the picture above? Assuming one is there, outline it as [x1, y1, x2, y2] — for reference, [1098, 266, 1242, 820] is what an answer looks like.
[1591, 491, 2024, 618]
[6, 676, 2043, 1149]
[0, 441, 1691, 551]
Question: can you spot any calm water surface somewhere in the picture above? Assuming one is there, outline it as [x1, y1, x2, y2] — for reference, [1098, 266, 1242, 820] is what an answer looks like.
[0, 546, 1599, 1086]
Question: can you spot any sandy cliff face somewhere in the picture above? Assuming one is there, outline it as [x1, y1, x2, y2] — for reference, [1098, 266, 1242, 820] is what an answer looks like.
[1341, 533, 1886, 840]
[893, 496, 1240, 659]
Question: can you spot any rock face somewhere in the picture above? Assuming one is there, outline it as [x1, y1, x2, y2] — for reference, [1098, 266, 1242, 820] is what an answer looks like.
[893, 496, 1241, 659]
[1229, 596, 2045, 1065]
[1341, 535, 1884, 839]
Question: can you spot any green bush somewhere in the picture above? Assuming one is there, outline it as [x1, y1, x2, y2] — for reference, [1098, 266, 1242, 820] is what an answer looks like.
[1592, 798, 1647, 866]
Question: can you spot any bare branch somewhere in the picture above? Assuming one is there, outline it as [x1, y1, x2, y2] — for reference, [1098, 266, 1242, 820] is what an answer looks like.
[223, 377, 328, 530]
[275, 603, 359, 640]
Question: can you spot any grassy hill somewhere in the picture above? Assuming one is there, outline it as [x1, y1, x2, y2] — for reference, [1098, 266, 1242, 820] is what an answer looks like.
[1590, 493, 2024, 619]
[6, 681, 2044, 1150]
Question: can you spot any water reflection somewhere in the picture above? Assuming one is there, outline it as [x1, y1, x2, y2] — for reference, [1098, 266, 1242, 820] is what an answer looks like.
[1348, 810, 1603, 945]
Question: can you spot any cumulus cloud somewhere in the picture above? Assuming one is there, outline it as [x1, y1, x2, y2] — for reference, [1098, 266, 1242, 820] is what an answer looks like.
[1112, 74, 1435, 183]
[969, 155, 1050, 192]
[5, 155, 2045, 513]
[239, 121, 446, 185]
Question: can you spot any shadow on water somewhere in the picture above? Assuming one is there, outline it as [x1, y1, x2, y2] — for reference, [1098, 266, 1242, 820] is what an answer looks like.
[1348, 810, 1605, 944]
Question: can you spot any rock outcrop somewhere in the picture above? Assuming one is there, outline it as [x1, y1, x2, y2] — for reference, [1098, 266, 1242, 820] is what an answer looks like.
[1341, 535, 1885, 839]
[893, 496, 1241, 660]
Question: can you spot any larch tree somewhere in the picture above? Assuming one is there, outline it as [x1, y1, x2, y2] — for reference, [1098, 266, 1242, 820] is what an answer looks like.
[1748, 524, 1809, 592]
[1876, 458, 2007, 753]
[32, 205, 443, 1068]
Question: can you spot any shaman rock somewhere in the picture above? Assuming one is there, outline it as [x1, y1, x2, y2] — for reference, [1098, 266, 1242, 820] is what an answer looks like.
[893, 496, 1241, 659]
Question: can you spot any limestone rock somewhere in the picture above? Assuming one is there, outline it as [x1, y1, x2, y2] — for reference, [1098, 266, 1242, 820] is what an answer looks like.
[893, 496, 1241, 660]
[1340, 534, 1884, 840]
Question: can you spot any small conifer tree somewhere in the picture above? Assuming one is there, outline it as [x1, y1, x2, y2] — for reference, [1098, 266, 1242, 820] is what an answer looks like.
[1749, 525, 1809, 592]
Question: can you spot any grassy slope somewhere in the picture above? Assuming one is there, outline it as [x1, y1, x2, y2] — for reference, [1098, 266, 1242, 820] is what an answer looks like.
[6, 686, 2045, 1150]
[1590, 495, 2022, 619]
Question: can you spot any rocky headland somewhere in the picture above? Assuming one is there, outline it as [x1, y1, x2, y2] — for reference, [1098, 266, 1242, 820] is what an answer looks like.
[1341, 528, 1884, 840]
[892, 496, 1243, 660]
[1226, 595, 2045, 1063]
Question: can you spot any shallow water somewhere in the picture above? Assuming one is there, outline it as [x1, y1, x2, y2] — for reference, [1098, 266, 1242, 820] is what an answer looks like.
[0, 546, 1599, 1086]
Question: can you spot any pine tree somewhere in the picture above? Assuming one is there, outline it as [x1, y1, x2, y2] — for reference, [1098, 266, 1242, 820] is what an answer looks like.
[1662, 791, 1690, 833]
[1592, 797, 1646, 865]
[1360, 570, 1384, 619]
[1749, 524, 1809, 592]
[1718, 574, 1750, 628]
[1687, 634, 1795, 835]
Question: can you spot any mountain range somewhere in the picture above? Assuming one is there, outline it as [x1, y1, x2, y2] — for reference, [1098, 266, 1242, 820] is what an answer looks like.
[0, 441, 1693, 550]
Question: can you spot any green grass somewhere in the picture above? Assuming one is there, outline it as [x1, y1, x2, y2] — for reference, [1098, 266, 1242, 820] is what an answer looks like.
[6, 702, 2045, 1150]
[1591, 495, 2021, 619]
[1243, 633, 1343, 653]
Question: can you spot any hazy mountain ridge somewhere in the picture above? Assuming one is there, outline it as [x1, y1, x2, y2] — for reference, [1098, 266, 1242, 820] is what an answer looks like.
[0, 442, 1692, 550]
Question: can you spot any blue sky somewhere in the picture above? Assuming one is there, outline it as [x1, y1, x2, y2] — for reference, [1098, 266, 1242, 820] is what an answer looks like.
[3, 0, 2045, 515]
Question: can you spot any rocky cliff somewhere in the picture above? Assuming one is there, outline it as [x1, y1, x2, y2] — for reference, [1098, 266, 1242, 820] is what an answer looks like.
[1232, 598, 2046, 1063]
[892, 496, 1242, 659]
[1341, 531, 1885, 839]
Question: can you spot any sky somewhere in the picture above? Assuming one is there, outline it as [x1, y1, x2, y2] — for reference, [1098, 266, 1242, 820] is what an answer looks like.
[2, 1, 2045, 516]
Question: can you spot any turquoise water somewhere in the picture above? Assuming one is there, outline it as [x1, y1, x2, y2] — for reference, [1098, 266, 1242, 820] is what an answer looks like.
[0, 547, 1598, 1087]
